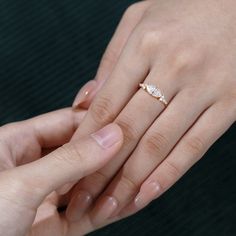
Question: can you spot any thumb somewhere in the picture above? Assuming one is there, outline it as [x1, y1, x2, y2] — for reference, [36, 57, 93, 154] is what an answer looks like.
[7, 123, 123, 207]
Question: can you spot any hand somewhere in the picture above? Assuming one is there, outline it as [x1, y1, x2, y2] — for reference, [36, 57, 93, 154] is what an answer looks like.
[70, 0, 236, 226]
[0, 108, 123, 236]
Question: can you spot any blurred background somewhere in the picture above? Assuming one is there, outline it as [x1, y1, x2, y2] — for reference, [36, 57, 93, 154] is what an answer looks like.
[0, 1, 235, 235]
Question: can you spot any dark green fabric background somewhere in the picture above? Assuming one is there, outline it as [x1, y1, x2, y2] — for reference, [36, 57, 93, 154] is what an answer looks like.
[0, 1, 235, 235]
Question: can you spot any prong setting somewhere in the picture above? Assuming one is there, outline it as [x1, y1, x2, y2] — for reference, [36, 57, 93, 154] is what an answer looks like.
[139, 83, 168, 106]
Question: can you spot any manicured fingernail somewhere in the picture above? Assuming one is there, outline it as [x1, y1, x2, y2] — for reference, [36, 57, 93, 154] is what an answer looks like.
[72, 80, 97, 109]
[134, 181, 161, 209]
[91, 124, 121, 149]
[95, 196, 118, 222]
[73, 191, 92, 221]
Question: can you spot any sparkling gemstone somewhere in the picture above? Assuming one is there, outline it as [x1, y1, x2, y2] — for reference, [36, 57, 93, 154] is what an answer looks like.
[146, 84, 161, 98]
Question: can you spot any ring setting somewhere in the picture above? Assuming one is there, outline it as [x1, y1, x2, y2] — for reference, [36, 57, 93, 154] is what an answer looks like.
[139, 83, 168, 106]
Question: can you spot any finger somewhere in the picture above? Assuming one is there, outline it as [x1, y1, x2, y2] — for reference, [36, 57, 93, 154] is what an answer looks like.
[95, 1, 150, 83]
[90, 87, 213, 222]
[72, 1, 151, 109]
[68, 2, 175, 220]
[0, 108, 86, 165]
[67, 7, 153, 217]
[29, 108, 86, 148]
[1, 124, 123, 210]
[66, 190, 93, 222]
[68, 40, 149, 207]
[72, 25, 150, 140]
[124, 101, 235, 216]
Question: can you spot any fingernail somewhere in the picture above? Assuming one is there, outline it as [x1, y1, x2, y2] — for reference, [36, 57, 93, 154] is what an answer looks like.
[134, 194, 145, 210]
[94, 196, 118, 222]
[73, 80, 97, 109]
[91, 124, 121, 149]
[73, 191, 92, 221]
[134, 181, 161, 209]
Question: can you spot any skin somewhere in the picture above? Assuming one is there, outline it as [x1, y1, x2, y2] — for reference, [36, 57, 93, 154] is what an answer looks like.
[0, 108, 124, 236]
[70, 0, 236, 227]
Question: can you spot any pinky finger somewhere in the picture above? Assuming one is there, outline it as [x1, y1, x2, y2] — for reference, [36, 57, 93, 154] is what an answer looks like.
[121, 101, 235, 217]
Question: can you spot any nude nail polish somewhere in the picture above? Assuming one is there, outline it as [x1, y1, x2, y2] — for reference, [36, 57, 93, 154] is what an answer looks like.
[72, 191, 92, 221]
[72, 80, 97, 109]
[93, 196, 118, 224]
[134, 181, 161, 209]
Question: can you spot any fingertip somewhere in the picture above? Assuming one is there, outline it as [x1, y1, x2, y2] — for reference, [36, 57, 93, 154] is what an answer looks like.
[66, 190, 93, 222]
[91, 123, 124, 150]
[72, 80, 98, 109]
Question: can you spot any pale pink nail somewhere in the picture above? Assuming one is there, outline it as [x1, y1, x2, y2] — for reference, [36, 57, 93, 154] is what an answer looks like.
[134, 181, 161, 209]
[91, 124, 121, 149]
[71, 191, 92, 221]
[94, 196, 118, 223]
[72, 80, 97, 109]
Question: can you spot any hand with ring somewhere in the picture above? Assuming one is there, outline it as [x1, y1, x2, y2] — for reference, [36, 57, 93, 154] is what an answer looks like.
[71, 0, 236, 227]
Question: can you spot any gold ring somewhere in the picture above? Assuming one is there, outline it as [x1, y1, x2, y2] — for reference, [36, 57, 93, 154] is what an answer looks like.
[139, 83, 168, 106]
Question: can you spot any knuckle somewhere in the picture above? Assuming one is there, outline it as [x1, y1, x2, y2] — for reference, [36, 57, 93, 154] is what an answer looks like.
[172, 47, 204, 72]
[124, 3, 140, 18]
[143, 131, 169, 158]
[163, 159, 182, 179]
[123, 1, 148, 19]
[139, 28, 163, 52]
[100, 48, 119, 70]
[80, 170, 109, 196]
[55, 143, 83, 168]
[183, 136, 205, 157]
[182, 87, 201, 100]
[116, 115, 139, 146]
[93, 170, 108, 183]
[119, 173, 139, 192]
[90, 95, 115, 125]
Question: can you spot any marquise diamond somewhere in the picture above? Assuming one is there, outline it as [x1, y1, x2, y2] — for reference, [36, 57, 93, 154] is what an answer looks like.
[146, 84, 162, 98]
